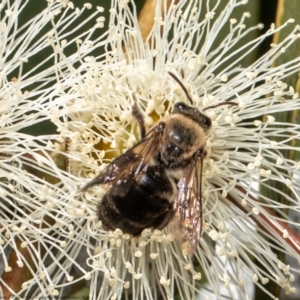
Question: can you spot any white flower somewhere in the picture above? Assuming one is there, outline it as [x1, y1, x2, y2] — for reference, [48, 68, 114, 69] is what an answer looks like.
[1, 0, 300, 300]
[0, 0, 101, 297]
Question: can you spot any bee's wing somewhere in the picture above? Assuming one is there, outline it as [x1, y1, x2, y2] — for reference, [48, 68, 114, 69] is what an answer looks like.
[175, 155, 204, 255]
[82, 124, 164, 196]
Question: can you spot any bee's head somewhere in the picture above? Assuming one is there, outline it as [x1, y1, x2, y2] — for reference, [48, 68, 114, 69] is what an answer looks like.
[159, 106, 208, 169]
[172, 102, 212, 132]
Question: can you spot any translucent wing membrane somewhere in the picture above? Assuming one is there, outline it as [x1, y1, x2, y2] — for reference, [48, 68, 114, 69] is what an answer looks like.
[82, 123, 165, 196]
[175, 154, 204, 254]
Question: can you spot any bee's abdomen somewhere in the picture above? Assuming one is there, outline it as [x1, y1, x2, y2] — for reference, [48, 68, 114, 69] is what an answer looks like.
[97, 166, 175, 235]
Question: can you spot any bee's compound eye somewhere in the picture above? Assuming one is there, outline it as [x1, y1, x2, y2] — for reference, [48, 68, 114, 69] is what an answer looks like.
[203, 115, 212, 131]
[173, 102, 188, 113]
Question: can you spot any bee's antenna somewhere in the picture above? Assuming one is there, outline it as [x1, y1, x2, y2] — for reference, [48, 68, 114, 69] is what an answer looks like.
[203, 101, 238, 111]
[168, 72, 193, 105]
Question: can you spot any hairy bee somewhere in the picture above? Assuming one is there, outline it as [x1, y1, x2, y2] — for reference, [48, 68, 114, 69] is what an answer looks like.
[83, 72, 237, 254]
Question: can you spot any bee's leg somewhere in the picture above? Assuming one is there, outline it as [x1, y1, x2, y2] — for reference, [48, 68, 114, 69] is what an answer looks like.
[153, 208, 176, 230]
[132, 94, 146, 138]
[196, 147, 207, 159]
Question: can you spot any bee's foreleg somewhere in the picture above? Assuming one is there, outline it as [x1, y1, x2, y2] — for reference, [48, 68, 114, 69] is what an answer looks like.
[132, 94, 146, 139]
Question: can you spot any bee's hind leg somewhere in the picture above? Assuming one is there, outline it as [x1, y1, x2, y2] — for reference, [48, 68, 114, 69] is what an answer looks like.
[132, 94, 146, 139]
[153, 208, 176, 230]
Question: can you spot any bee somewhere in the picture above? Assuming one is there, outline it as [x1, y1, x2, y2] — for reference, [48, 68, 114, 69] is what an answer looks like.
[82, 72, 237, 254]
